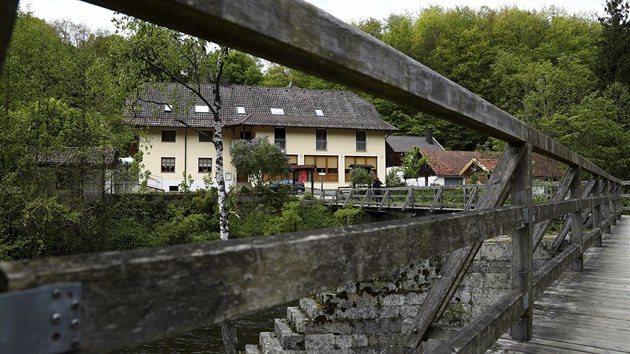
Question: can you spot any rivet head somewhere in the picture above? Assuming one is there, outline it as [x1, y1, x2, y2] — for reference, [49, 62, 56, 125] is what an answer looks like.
[71, 300, 80, 310]
[51, 289, 62, 299]
[71, 319, 80, 328]
[71, 338, 80, 348]
[413, 327, 418, 333]
[51, 313, 62, 324]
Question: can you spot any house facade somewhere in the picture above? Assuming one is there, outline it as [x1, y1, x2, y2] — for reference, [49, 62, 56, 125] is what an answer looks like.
[126, 84, 396, 191]
[385, 129, 444, 167]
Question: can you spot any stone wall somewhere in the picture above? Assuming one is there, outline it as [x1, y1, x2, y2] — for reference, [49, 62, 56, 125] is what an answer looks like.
[246, 236, 560, 353]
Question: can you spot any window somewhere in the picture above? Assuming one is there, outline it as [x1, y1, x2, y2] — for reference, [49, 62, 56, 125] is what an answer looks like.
[274, 127, 286, 150]
[195, 105, 209, 113]
[164, 104, 172, 112]
[270, 108, 285, 115]
[169, 185, 179, 192]
[305, 155, 338, 182]
[315, 109, 324, 117]
[345, 156, 377, 182]
[287, 155, 298, 166]
[161, 157, 175, 173]
[316, 129, 327, 151]
[240, 131, 252, 140]
[236, 106, 246, 114]
[161, 130, 176, 142]
[199, 130, 213, 142]
[198, 158, 212, 173]
[356, 130, 367, 151]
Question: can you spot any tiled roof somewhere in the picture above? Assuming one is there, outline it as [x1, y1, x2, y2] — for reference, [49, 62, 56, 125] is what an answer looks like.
[386, 135, 444, 153]
[477, 158, 499, 172]
[35, 147, 117, 166]
[423, 150, 563, 178]
[125, 84, 397, 131]
[423, 150, 484, 176]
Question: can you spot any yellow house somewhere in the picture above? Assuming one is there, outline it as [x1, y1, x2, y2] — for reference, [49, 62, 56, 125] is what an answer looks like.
[126, 84, 396, 191]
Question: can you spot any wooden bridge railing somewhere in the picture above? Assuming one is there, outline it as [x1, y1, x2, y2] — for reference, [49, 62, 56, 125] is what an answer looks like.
[323, 185, 481, 212]
[0, 1, 624, 353]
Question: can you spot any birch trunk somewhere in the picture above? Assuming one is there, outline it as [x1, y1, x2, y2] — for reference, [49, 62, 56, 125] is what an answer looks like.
[211, 46, 230, 241]
[213, 123, 229, 241]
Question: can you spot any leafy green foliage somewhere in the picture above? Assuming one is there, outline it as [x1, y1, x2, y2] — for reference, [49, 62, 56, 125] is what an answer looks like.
[349, 168, 372, 188]
[386, 167, 405, 187]
[401, 147, 428, 179]
[333, 206, 367, 226]
[230, 137, 290, 188]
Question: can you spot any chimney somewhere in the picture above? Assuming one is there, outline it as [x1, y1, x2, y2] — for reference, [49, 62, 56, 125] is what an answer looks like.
[426, 127, 434, 145]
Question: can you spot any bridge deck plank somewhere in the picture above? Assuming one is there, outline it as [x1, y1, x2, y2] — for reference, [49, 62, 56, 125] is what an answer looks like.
[490, 216, 630, 353]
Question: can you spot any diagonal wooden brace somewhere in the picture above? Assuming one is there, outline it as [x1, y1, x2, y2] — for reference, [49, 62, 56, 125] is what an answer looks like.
[532, 168, 576, 252]
[403, 143, 528, 349]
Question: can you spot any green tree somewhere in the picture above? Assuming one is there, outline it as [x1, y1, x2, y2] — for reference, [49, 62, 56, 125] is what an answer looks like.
[598, 0, 630, 87]
[230, 137, 289, 188]
[349, 168, 372, 188]
[401, 147, 428, 180]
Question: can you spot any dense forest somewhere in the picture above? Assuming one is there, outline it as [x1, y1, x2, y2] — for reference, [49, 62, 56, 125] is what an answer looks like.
[1, 2, 630, 260]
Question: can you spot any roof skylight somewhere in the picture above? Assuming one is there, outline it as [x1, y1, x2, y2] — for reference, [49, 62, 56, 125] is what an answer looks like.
[164, 104, 172, 112]
[237, 106, 246, 114]
[195, 105, 209, 113]
[315, 109, 324, 117]
[270, 108, 285, 115]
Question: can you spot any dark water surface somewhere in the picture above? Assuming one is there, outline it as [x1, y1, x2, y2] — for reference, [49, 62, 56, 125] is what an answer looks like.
[117, 303, 291, 353]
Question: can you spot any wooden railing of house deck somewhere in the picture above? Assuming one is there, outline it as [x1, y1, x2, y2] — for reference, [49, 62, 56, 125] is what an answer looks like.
[0, 1, 623, 353]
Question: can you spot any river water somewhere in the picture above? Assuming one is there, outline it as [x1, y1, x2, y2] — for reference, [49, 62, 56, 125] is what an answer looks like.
[116, 303, 290, 353]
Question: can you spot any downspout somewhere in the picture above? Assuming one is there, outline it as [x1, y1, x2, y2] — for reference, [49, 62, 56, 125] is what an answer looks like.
[184, 127, 188, 183]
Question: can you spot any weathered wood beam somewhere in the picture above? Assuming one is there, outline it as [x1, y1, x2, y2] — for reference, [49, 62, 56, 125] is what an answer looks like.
[530, 200, 579, 224]
[569, 167, 584, 271]
[430, 289, 525, 354]
[429, 187, 443, 212]
[82, 0, 618, 182]
[464, 186, 478, 211]
[0, 206, 525, 353]
[532, 168, 575, 252]
[510, 143, 532, 341]
[581, 228, 601, 253]
[550, 178, 596, 254]
[403, 144, 525, 349]
[0, 0, 18, 74]
[593, 177, 603, 247]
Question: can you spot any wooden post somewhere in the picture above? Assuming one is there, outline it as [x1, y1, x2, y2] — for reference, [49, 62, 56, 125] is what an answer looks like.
[605, 180, 615, 228]
[593, 176, 603, 247]
[510, 143, 533, 341]
[569, 166, 583, 271]
[615, 183, 623, 220]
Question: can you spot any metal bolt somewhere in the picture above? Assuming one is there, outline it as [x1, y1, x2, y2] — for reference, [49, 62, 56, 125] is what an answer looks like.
[71, 319, 80, 328]
[51, 313, 62, 324]
[413, 327, 418, 333]
[51, 289, 62, 299]
[71, 338, 80, 348]
[71, 299, 80, 310]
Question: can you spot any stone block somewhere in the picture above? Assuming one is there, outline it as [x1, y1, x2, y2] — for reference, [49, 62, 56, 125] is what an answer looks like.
[259, 332, 283, 353]
[382, 294, 404, 306]
[275, 319, 305, 350]
[377, 305, 399, 318]
[304, 333, 335, 350]
[244, 344, 261, 354]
